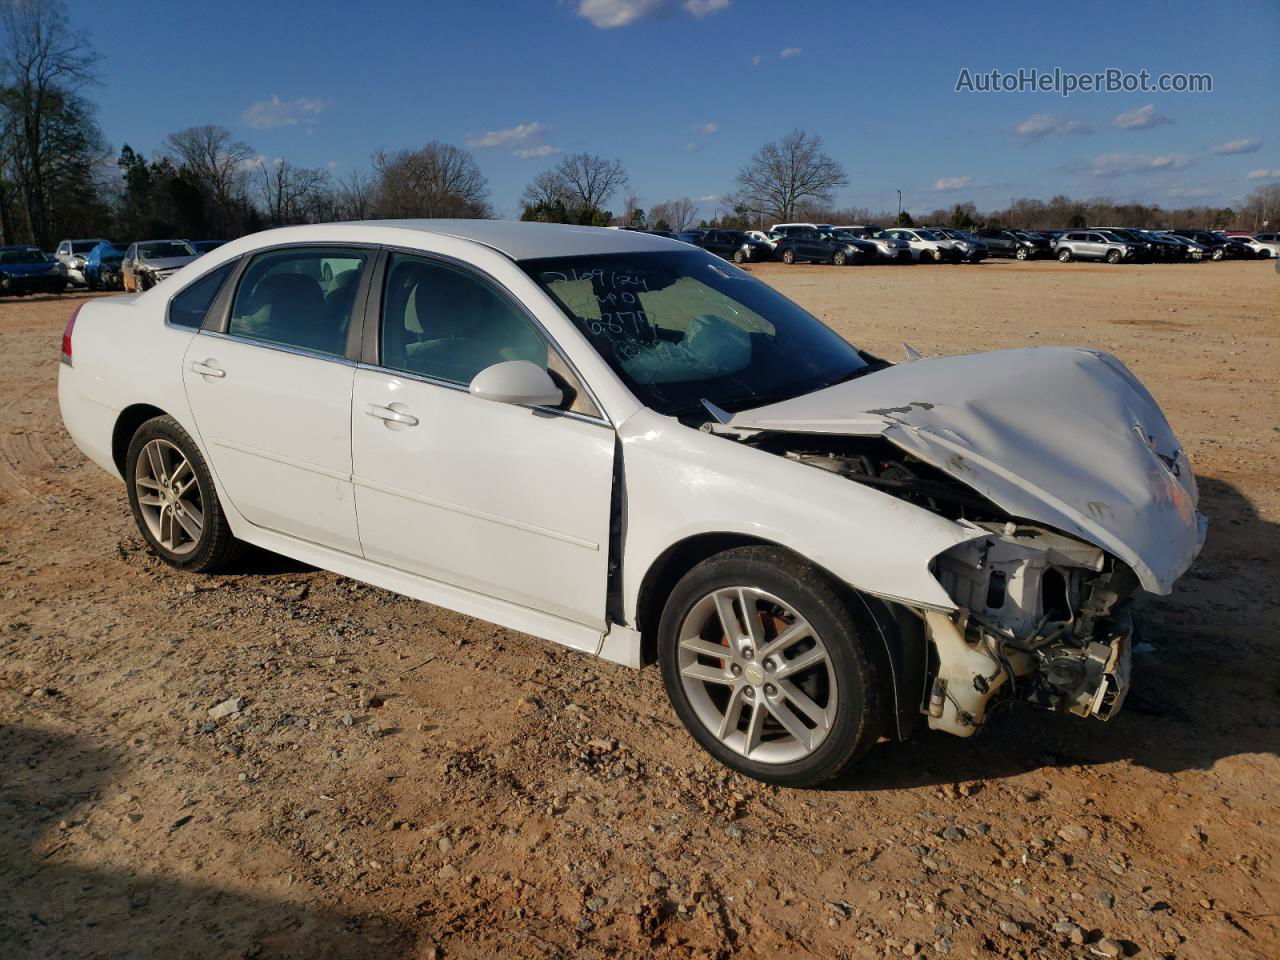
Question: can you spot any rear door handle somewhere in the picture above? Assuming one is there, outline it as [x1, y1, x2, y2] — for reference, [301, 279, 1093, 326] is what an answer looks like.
[190, 360, 225, 379]
[364, 403, 419, 427]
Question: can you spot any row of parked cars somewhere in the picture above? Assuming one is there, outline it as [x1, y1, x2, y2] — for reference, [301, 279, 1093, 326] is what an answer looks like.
[637, 223, 1280, 267]
[0, 237, 226, 297]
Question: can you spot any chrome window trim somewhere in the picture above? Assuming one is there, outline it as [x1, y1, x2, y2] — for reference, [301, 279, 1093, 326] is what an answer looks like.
[371, 244, 610, 423]
[355, 361, 612, 429]
[196, 328, 358, 367]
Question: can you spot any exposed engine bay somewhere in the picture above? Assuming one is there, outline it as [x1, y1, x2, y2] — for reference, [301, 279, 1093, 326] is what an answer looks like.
[740, 432, 1138, 736]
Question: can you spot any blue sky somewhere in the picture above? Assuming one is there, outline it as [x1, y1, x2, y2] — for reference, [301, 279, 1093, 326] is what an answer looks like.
[71, 0, 1279, 219]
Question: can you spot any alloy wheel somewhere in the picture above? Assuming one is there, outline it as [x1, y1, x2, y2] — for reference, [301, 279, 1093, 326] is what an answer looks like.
[676, 586, 836, 764]
[134, 438, 204, 555]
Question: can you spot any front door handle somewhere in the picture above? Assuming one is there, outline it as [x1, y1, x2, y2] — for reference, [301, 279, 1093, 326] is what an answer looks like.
[190, 360, 225, 379]
[364, 403, 419, 427]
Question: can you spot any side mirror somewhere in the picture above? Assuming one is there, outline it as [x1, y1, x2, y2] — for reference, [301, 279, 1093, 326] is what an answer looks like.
[469, 360, 563, 408]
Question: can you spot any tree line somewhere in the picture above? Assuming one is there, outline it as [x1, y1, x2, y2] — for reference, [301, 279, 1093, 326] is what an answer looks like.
[1, 1, 1273, 251]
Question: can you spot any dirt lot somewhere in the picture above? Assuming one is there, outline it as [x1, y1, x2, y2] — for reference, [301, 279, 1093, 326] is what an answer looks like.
[2, 260, 1276, 960]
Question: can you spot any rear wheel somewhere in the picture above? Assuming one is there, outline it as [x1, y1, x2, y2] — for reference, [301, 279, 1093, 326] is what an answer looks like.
[126, 416, 243, 572]
[781, 248, 796, 264]
[1057, 248, 1072, 263]
[658, 546, 884, 787]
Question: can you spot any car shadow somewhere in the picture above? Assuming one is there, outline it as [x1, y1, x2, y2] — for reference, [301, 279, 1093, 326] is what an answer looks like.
[832, 473, 1280, 791]
[0, 725, 416, 959]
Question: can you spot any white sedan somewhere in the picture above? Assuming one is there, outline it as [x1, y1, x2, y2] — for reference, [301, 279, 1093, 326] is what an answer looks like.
[886, 228, 960, 263]
[58, 220, 1206, 786]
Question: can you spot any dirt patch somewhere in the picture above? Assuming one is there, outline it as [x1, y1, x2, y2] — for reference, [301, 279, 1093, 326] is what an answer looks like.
[2, 260, 1277, 959]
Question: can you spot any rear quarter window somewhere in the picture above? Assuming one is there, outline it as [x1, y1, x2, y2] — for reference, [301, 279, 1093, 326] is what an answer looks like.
[168, 262, 236, 329]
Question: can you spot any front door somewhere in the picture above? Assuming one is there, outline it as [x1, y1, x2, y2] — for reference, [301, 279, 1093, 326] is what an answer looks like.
[350, 251, 614, 632]
[183, 245, 372, 554]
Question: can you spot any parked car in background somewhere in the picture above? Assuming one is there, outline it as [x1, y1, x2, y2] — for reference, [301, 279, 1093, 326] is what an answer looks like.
[744, 230, 775, 250]
[1054, 230, 1136, 264]
[832, 225, 913, 262]
[694, 229, 774, 263]
[676, 229, 706, 244]
[975, 228, 1051, 260]
[1246, 232, 1280, 258]
[770, 225, 857, 265]
[886, 228, 960, 263]
[55, 238, 107, 287]
[1092, 228, 1156, 262]
[1211, 232, 1260, 259]
[0, 245, 67, 296]
[819, 229, 880, 263]
[1124, 229, 1185, 261]
[931, 228, 988, 262]
[1168, 230, 1244, 261]
[645, 230, 677, 240]
[122, 239, 198, 291]
[57, 219, 1206, 786]
[85, 241, 126, 291]
[190, 240, 227, 255]
[1149, 231, 1206, 261]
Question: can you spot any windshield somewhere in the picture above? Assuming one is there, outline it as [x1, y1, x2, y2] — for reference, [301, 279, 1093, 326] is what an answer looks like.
[825, 231, 860, 242]
[0, 248, 47, 264]
[70, 241, 99, 253]
[138, 241, 195, 259]
[522, 250, 871, 417]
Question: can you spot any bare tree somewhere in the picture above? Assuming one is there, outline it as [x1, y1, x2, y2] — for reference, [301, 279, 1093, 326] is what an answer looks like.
[371, 142, 490, 218]
[521, 169, 569, 210]
[649, 197, 697, 232]
[734, 129, 848, 223]
[555, 152, 627, 218]
[0, 0, 98, 246]
[257, 158, 329, 226]
[163, 124, 253, 231]
[332, 168, 374, 221]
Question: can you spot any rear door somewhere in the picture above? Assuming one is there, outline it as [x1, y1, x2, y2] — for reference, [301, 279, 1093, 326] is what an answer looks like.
[350, 250, 615, 633]
[183, 245, 373, 554]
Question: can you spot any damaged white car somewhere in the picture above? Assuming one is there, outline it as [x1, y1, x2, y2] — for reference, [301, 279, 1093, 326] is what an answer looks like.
[58, 221, 1206, 786]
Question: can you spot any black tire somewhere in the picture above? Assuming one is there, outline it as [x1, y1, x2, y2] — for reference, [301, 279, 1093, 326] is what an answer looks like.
[1057, 248, 1072, 263]
[658, 546, 884, 787]
[832, 250, 847, 266]
[125, 415, 243, 572]
[1105, 249, 1121, 264]
[1211, 247, 1224, 261]
[1015, 246, 1029, 261]
[733, 248, 746, 263]
[781, 248, 796, 264]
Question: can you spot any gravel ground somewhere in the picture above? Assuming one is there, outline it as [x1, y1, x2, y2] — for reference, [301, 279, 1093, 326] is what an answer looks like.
[1, 259, 1276, 959]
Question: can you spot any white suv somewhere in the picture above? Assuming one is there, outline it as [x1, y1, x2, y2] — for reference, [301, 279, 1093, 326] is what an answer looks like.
[886, 228, 960, 263]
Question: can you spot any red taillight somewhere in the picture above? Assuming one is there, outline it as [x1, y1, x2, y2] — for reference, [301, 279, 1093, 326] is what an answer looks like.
[61, 303, 83, 366]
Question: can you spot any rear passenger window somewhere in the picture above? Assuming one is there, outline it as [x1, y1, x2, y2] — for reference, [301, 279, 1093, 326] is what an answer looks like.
[168, 261, 235, 329]
[228, 247, 368, 357]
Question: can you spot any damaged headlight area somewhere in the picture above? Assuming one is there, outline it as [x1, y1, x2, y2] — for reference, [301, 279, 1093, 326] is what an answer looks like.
[933, 522, 1137, 732]
[743, 433, 1140, 736]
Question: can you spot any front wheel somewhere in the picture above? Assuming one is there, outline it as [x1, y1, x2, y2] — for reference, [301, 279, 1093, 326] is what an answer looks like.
[733, 248, 747, 263]
[832, 250, 847, 266]
[1106, 249, 1122, 264]
[658, 546, 884, 787]
[1211, 247, 1224, 261]
[1057, 248, 1072, 262]
[1015, 246, 1029, 261]
[781, 248, 796, 264]
[126, 416, 243, 572]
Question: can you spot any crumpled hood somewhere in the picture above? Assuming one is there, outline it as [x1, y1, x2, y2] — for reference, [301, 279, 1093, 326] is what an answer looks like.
[139, 255, 196, 271]
[725, 347, 1205, 594]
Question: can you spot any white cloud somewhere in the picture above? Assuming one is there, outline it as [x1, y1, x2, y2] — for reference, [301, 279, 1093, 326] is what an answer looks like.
[684, 141, 702, 153]
[933, 176, 974, 191]
[693, 121, 718, 135]
[684, 0, 729, 16]
[575, 0, 729, 28]
[780, 47, 802, 59]
[242, 95, 329, 130]
[1212, 138, 1262, 155]
[698, 194, 720, 202]
[515, 144, 560, 159]
[751, 53, 762, 66]
[466, 122, 545, 148]
[1077, 152, 1191, 177]
[1112, 104, 1173, 130]
[1013, 113, 1090, 144]
[1247, 169, 1280, 180]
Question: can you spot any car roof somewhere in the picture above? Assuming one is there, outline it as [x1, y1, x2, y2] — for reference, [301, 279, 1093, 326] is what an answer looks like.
[351, 219, 683, 259]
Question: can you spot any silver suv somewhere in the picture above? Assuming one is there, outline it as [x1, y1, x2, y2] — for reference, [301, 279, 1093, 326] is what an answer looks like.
[1055, 230, 1135, 264]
